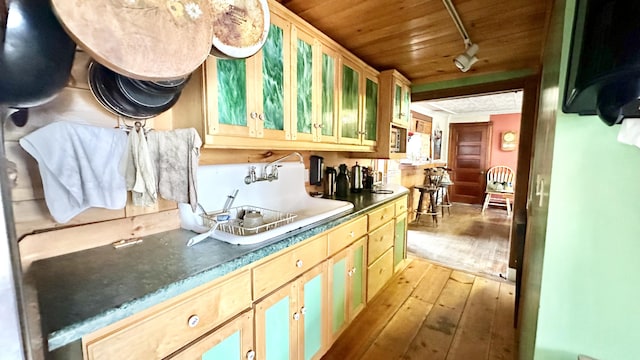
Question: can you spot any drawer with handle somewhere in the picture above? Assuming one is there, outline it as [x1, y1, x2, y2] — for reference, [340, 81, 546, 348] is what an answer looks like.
[368, 202, 395, 231]
[367, 220, 394, 265]
[395, 196, 408, 217]
[327, 215, 368, 255]
[367, 247, 393, 302]
[83, 270, 252, 360]
[253, 233, 327, 299]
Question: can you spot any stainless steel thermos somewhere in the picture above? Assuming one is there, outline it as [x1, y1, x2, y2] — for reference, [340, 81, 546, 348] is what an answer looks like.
[324, 166, 337, 196]
[350, 162, 363, 193]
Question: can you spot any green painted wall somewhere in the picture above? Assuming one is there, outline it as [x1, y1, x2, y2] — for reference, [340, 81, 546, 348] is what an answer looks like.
[533, 0, 640, 359]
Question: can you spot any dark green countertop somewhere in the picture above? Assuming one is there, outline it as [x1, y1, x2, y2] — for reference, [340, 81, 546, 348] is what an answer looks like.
[29, 185, 408, 351]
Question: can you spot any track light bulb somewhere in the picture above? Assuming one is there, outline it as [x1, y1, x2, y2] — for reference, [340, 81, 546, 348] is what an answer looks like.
[454, 43, 479, 72]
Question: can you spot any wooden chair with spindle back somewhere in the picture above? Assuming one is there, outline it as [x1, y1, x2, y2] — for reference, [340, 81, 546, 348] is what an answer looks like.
[482, 166, 515, 216]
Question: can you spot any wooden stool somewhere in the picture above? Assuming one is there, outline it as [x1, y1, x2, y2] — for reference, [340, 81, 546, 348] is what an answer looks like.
[414, 184, 439, 225]
[437, 184, 453, 216]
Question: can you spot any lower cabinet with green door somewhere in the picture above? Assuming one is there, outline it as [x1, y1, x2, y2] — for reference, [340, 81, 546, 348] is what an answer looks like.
[169, 310, 255, 360]
[255, 263, 327, 360]
[327, 236, 367, 342]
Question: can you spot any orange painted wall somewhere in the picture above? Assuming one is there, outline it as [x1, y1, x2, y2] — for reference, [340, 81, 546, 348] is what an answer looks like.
[489, 113, 521, 172]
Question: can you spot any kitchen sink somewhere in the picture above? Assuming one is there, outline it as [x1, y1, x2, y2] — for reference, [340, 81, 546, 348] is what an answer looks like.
[179, 161, 354, 245]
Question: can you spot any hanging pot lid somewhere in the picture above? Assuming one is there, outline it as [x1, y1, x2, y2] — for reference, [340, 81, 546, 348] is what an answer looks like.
[116, 75, 177, 108]
[50, 0, 214, 81]
[88, 62, 182, 119]
[210, 0, 270, 59]
[0, 0, 75, 108]
[128, 76, 191, 96]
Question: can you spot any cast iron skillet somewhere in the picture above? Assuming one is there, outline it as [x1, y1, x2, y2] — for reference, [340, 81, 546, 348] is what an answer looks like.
[88, 62, 183, 119]
[0, 0, 75, 107]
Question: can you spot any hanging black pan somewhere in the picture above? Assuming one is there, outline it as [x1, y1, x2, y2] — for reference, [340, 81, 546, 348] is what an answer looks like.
[0, 0, 75, 107]
[88, 62, 184, 119]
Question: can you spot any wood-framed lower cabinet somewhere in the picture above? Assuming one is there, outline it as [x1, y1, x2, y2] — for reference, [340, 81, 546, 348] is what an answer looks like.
[394, 212, 408, 272]
[255, 263, 328, 360]
[327, 236, 367, 342]
[168, 310, 255, 360]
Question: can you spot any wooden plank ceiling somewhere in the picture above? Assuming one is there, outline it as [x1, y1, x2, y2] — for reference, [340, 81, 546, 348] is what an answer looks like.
[275, 0, 552, 86]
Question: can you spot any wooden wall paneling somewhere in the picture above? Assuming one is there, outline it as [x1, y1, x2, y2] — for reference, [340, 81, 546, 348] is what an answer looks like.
[13, 199, 125, 241]
[19, 209, 181, 270]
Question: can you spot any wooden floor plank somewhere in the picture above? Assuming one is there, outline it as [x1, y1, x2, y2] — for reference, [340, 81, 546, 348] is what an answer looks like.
[322, 260, 431, 360]
[361, 296, 434, 359]
[446, 277, 501, 360]
[410, 265, 452, 304]
[402, 274, 474, 360]
[488, 282, 517, 360]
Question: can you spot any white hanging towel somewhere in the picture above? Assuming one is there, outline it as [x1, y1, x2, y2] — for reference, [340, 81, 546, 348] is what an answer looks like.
[147, 128, 202, 211]
[617, 118, 640, 148]
[122, 129, 157, 206]
[19, 121, 128, 223]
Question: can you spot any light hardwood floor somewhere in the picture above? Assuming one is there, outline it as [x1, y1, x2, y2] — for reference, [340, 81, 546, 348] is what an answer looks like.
[407, 204, 511, 279]
[322, 259, 517, 360]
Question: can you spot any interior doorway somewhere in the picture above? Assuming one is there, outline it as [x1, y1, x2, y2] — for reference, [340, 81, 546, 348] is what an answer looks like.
[408, 75, 540, 327]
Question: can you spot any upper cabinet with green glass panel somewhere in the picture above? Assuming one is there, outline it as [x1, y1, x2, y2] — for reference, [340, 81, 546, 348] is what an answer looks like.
[201, 11, 291, 143]
[362, 69, 379, 147]
[385, 70, 411, 127]
[338, 57, 361, 145]
[254, 11, 291, 141]
[291, 24, 319, 143]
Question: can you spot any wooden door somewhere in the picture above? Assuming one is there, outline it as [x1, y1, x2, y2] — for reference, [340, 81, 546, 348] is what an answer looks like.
[448, 123, 492, 204]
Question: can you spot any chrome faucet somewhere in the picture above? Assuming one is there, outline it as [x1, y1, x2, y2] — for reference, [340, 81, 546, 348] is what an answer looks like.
[244, 152, 304, 184]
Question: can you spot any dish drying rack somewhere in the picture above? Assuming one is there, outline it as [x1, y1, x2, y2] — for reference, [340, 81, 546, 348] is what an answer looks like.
[200, 205, 297, 236]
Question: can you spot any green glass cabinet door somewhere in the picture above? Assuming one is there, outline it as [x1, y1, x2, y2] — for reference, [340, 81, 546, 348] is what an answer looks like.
[291, 25, 318, 142]
[340, 59, 360, 143]
[216, 59, 248, 128]
[320, 46, 339, 142]
[170, 311, 254, 360]
[394, 214, 407, 269]
[255, 283, 296, 360]
[393, 83, 402, 122]
[349, 237, 366, 320]
[299, 265, 326, 360]
[329, 250, 348, 340]
[363, 75, 378, 144]
[262, 22, 286, 132]
[402, 85, 411, 125]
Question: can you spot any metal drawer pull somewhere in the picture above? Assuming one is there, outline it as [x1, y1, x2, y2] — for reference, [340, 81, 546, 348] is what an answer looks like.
[293, 312, 300, 321]
[246, 350, 256, 360]
[187, 315, 200, 328]
[296, 259, 303, 268]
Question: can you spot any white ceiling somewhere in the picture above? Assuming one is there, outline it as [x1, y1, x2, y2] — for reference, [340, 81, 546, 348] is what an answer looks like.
[413, 91, 523, 115]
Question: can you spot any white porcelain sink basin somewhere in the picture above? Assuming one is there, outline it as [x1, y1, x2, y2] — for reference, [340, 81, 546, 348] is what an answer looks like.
[179, 162, 353, 245]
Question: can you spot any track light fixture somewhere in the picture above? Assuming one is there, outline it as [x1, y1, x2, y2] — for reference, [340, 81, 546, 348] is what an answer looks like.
[454, 43, 479, 72]
[443, 0, 479, 72]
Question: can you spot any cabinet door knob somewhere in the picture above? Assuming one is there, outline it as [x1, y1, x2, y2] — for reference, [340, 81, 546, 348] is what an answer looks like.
[295, 259, 303, 268]
[352, 267, 357, 274]
[250, 112, 258, 119]
[187, 315, 200, 328]
[349, 231, 355, 238]
[246, 350, 256, 360]
[300, 306, 306, 315]
[258, 113, 265, 120]
[347, 269, 353, 277]
[293, 312, 300, 321]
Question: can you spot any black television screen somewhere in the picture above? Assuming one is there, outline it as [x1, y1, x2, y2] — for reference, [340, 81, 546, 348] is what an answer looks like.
[563, 0, 640, 125]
